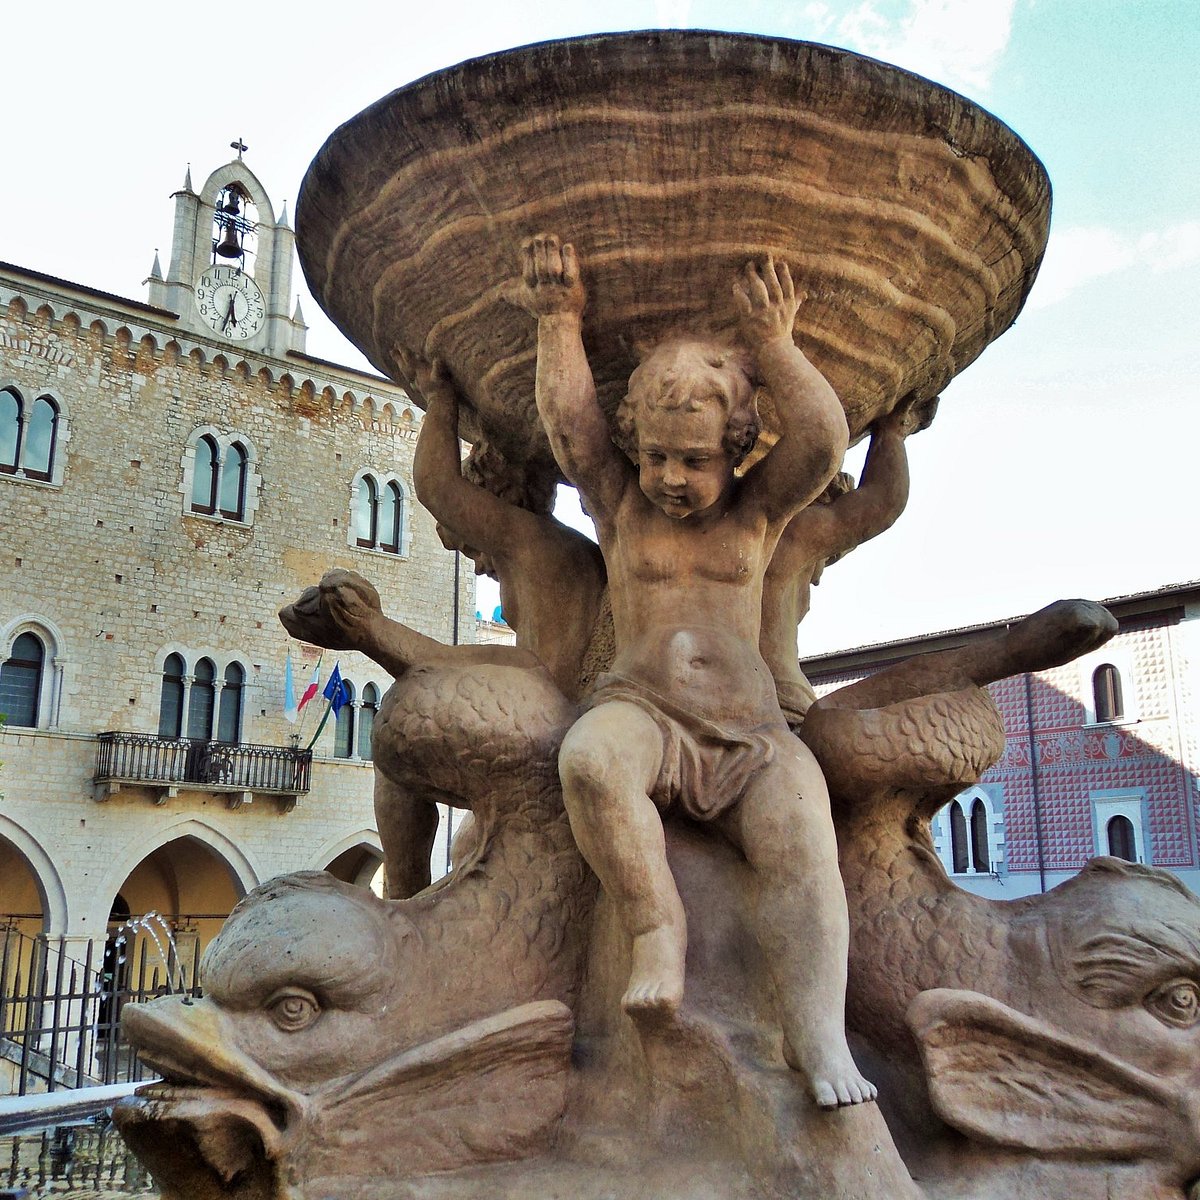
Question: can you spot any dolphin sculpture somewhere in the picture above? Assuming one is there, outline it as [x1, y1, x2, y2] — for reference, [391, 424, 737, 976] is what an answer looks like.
[801, 598, 1200, 1199]
[115, 571, 593, 1198]
[117, 876, 575, 1199]
[116, 586, 1200, 1200]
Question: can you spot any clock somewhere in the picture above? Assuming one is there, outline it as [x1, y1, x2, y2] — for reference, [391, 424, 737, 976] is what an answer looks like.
[195, 265, 266, 341]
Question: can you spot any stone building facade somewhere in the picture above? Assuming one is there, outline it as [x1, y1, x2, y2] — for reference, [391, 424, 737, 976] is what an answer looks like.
[0, 157, 474, 992]
[801, 581, 1200, 898]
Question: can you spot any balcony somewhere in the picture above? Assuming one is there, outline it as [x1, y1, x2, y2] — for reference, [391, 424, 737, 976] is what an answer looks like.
[94, 732, 312, 811]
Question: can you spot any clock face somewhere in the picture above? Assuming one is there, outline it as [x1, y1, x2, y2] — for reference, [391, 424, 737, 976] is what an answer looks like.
[195, 265, 266, 341]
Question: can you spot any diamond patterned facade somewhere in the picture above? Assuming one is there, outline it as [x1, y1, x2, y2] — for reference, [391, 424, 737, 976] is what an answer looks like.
[804, 583, 1200, 897]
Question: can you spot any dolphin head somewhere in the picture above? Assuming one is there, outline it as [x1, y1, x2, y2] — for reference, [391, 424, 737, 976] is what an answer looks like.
[910, 859, 1200, 1196]
[114, 873, 411, 1192]
[115, 871, 574, 1195]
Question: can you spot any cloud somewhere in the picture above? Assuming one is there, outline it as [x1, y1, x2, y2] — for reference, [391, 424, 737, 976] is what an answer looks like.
[1028, 221, 1200, 310]
[1027, 227, 1136, 310]
[718, 1, 1014, 92]
[1137, 221, 1200, 273]
[654, 0, 695, 27]
[790, 0, 1015, 93]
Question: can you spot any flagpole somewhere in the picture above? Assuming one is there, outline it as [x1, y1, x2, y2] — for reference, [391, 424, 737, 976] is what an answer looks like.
[294, 652, 324, 743]
[304, 659, 345, 752]
[305, 699, 335, 751]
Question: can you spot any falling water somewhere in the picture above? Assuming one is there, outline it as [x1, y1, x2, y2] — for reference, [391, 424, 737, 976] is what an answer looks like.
[108, 912, 190, 1001]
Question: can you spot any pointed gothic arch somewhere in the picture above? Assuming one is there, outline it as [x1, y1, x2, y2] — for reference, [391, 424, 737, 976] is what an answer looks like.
[87, 819, 261, 935]
[1, 613, 66, 729]
[0, 815, 69, 935]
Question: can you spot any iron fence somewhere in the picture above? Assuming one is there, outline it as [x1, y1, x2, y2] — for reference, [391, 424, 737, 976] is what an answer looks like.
[94, 731, 311, 795]
[1, 925, 202, 1097]
[1, 1118, 158, 1195]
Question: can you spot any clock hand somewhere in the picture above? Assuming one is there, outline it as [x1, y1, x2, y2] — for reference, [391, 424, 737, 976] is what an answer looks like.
[220, 295, 236, 332]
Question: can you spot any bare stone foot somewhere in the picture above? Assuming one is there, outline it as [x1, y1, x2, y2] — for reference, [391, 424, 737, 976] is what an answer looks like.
[784, 1036, 878, 1109]
[622, 926, 686, 1018]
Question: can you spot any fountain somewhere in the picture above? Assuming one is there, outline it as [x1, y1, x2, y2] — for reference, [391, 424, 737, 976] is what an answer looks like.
[110, 30, 1200, 1200]
[108, 913, 191, 1001]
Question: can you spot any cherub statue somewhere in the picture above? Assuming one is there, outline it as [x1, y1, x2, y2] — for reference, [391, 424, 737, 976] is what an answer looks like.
[762, 394, 937, 727]
[402, 350, 609, 703]
[510, 233, 874, 1108]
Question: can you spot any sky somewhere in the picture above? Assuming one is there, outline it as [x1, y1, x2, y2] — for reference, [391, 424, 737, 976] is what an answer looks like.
[3, 0, 1197, 653]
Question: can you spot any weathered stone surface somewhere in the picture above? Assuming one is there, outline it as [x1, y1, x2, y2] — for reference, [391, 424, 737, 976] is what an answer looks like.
[115, 31, 1200, 1200]
[297, 31, 1049, 486]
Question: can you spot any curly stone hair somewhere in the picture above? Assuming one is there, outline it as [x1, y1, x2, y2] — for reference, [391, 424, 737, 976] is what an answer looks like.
[462, 438, 556, 516]
[612, 339, 761, 467]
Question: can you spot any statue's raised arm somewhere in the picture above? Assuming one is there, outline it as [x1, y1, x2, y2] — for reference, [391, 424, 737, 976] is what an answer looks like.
[508, 234, 628, 520]
[734, 258, 849, 524]
[408, 351, 532, 566]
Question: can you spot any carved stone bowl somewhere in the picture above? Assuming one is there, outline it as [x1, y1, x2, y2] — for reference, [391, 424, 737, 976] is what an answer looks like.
[297, 30, 1050, 477]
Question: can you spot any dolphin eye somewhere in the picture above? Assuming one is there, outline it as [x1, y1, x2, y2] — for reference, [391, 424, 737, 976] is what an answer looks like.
[1144, 979, 1200, 1028]
[266, 988, 321, 1032]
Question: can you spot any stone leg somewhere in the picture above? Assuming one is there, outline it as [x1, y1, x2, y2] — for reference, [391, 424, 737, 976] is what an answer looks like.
[374, 771, 439, 899]
[718, 731, 876, 1109]
[557, 702, 686, 1016]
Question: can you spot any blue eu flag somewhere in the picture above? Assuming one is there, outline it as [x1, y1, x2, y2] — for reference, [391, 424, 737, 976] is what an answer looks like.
[323, 662, 350, 716]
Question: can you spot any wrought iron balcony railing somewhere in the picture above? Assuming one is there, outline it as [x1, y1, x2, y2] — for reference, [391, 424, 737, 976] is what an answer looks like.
[94, 732, 312, 809]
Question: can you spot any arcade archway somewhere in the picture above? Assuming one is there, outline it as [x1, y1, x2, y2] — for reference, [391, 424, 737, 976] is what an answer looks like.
[106, 835, 247, 987]
[324, 842, 386, 895]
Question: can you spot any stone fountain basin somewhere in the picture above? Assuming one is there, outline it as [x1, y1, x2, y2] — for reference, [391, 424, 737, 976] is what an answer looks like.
[297, 30, 1050, 475]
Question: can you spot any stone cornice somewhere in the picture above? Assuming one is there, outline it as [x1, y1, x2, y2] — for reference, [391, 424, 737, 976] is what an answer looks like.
[1, 263, 421, 427]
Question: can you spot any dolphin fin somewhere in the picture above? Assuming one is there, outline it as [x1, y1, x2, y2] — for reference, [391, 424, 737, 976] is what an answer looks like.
[309, 999, 574, 1176]
[908, 987, 1182, 1158]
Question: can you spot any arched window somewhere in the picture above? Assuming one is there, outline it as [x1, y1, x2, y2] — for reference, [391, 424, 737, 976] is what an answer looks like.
[355, 476, 378, 548]
[184, 430, 259, 524]
[1107, 814, 1137, 862]
[950, 803, 969, 874]
[187, 658, 216, 740]
[358, 682, 379, 761]
[378, 482, 402, 553]
[191, 436, 219, 514]
[334, 681, 356, 759]
[1093, 664, 1124, 723]
[0, 388, 21, 473]
[23, 396, 58, 481]
[218, 442, 247, 521]
[158, 653, 186, 737]
[970, 798, 990, 872]
[0, 632, 44, 727]
[352, 471, 407, 555]
[217, 662, 244, 744]
[0, 389, 66, 483]
[935, 790, 1003, 878]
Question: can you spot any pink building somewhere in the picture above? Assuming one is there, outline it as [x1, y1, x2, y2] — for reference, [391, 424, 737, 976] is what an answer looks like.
[801, 582, 1200, 898]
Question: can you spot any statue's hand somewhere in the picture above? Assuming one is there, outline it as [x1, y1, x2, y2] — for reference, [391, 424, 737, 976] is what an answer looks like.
[508, 233, 586, 318]
[733, 256, 803, 347]
[395, 347, 456, 411]
[279, 569, 383, 651]
[876, 394, 940, 438]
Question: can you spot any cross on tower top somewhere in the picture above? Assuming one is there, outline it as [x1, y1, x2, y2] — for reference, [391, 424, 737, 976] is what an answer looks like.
[230, 138, 248, 160]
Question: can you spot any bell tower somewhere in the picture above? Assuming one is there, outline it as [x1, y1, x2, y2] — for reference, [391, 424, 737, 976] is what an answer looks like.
[147, 141, 307, 355]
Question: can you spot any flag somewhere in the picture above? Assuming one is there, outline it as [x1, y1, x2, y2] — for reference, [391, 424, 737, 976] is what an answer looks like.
[323, 662, 349, 716]
[297, 656, 323, 713]
[284, 651, 298, 723]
